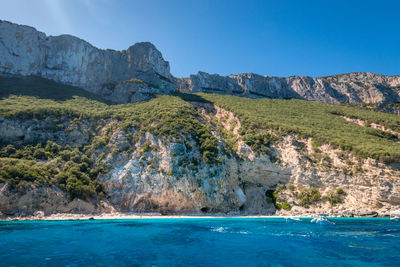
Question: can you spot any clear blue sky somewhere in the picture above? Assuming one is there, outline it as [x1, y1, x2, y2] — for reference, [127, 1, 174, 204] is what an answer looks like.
[1, 0, 399, 78]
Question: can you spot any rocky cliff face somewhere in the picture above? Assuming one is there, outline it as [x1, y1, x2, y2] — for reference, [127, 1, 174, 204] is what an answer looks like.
[1, 103, 399, 218]
[1, 20, 400, 105]
[178, 72, 400, 105]
[0, 20, 174, 103]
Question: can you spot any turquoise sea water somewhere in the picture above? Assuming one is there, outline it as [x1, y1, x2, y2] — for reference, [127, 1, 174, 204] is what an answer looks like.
[0, 218, 399, 266]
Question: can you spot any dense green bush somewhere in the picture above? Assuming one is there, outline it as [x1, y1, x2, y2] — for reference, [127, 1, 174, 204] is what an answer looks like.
[268, 184, 292, 210]
[279, 202, 292, 211]
[336, 188, 344, 195]
[0, 158, 57, 188]
[242, 131, 276, 154]
[140, 142, 152, 154]
[0, 140, 108, 200]
[297, 187, 321, 208]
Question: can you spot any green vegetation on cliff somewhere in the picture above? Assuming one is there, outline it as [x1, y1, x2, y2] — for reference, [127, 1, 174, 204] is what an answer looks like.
[199, 93, 400, 163]
[0, 142, 107, 200]
[0, 94, 219, 163]
[0, 79, 220, 200]
[297, 187, 321, 208]
[1, 76, 400, 203]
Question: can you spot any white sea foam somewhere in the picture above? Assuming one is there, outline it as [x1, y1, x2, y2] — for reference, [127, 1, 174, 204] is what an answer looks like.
[211, 227, 226, 233]
[211, 227, 250, 235]
[238, 231, 249, 235]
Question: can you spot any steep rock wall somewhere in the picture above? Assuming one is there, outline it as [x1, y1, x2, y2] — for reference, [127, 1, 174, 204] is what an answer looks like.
[1, 109, 399, 218]
[178, 72, 400, 104]
[1, 20, 400, 105]
[0, 20, 174, 102]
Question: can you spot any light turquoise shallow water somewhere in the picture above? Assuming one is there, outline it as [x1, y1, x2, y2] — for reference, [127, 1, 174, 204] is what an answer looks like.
[0, 217, 399, 266]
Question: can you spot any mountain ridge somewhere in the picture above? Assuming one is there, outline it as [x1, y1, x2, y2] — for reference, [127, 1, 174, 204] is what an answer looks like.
[1, 20, 400, 106]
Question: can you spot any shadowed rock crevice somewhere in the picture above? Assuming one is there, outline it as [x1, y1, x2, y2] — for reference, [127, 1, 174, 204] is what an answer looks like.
[0, 75, 110, 103]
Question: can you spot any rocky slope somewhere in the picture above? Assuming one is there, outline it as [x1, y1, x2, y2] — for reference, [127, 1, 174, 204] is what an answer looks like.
[1, 20, 400, 105]
[0, 93, 399, 218]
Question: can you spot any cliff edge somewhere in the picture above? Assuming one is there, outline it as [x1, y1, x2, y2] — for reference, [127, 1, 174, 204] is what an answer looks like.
[1, 20, 400, 105]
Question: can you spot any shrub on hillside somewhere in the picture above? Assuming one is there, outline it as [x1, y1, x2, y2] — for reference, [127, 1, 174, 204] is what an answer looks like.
[323, 188, 346, 207]
[298, 187, 321, 208]
[0, 140, 108, 201]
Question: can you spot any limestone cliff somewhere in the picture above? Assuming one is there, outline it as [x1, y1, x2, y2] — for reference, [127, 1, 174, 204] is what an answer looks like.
[1, 20, 400, 105]
[178, 72, 400, 105]
[0, 20, 174, 103]
[0, 99, 399, 218]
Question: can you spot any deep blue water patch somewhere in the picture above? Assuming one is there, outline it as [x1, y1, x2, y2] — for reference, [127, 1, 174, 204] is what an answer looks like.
[0, 218, 399, 266]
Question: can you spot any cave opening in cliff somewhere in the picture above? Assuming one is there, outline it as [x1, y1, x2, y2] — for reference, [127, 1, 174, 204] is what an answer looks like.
[200, 207, 210, 213]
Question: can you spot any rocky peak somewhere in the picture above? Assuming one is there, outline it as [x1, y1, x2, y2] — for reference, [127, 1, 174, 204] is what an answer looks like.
[126, 42, 171, 78]
[0, 20, 175, 102]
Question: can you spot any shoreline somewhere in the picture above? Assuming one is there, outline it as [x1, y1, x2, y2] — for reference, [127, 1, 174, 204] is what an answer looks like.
[0, 212, 391, 221]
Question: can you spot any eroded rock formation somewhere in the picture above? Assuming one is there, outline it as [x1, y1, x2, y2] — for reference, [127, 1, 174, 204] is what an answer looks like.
[1, 105, 399, 217]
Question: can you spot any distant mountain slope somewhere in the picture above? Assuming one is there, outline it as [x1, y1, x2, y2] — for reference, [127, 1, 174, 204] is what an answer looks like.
[178, 72, 400, 105]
